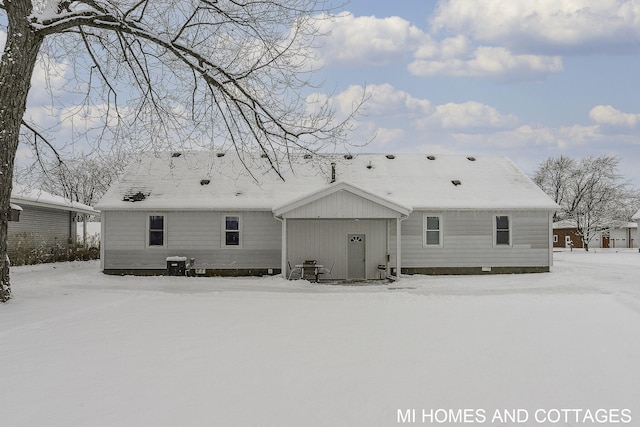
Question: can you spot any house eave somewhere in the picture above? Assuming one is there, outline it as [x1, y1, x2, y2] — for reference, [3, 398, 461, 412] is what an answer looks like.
[10, 198, 99, 216]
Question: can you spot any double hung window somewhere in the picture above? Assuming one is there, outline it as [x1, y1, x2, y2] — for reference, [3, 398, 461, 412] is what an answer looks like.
[223, 215, 241, 248]
[148, 215, 165, 247]
[424, 215, 443, 247]
[495, 215, 511, 246]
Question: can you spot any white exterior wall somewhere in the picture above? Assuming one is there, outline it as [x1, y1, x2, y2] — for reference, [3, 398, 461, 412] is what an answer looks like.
[286, 219, 388, 280]
[102, 210, 281, 270]
[8, 205, 73, 252]
[282, 190, 403, 219]
[390, 210, 552, 269]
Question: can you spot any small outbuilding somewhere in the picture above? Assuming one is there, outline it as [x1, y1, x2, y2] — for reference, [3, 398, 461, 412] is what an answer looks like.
[9, 183, 98, 264]
[553, 220, 637, 249]
[96, 152, 559, 279]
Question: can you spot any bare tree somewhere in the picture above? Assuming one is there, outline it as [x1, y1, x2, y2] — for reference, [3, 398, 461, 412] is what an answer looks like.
[0, 0, 359, 302]
[533, 155, 640, 251]
[532, 155, 575, 221]
[18, 151, 128, 207]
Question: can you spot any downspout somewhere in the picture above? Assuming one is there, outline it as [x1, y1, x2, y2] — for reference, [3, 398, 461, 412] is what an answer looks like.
[549, 211, 554, 267]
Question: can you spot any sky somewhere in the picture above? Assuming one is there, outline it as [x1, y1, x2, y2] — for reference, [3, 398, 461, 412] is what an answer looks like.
[5, 0, 640, 187]
[308, 0, 640, 186]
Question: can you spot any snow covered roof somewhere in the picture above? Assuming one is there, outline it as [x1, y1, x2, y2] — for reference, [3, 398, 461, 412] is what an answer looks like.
[553, 219, 637, 229]
[96, 151, 559, 211]
[11, 183, 98, 216]
[633, 210, 640, 221]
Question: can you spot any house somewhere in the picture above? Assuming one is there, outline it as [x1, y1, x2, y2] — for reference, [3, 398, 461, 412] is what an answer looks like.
[9, 183, 98, 263]
[96, 152, 559, 279]
[552, 220, 637, 249]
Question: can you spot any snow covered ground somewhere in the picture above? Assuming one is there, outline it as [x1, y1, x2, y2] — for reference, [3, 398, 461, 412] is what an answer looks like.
[2, 250, 639, 427]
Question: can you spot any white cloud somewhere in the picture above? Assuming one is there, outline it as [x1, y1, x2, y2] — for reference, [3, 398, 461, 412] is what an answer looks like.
[430, 102, 519, 130]
[314, 84, 634, 158]
[409, 44, 563, 80]
[314, 13, 431, 67]
[431, 0, 640, 53]
[314, 14, 563, 81]
[318, 84, 520, 144]
[321, 83, 432, 121]
[589, 105, 640, 129]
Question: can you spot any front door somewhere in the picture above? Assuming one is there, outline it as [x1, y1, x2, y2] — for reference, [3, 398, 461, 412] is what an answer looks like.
[348, 234, 366, 279]
[602, 235, 610, 248]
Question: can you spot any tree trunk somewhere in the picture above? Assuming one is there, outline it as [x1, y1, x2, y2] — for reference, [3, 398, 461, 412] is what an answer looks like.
[0, 0, 44, 302]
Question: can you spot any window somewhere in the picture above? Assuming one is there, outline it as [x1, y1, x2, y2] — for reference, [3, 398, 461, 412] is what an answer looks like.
[424, 215, 443, 247]
[495, 215, 511, 246]
[553, 235, 558, 243]
[223, 214, 241, 248]
[148, 215, 165, 247]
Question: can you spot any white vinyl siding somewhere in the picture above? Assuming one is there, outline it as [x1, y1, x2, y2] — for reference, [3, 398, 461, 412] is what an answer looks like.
[286, 219, 388, 280]
[7, 205, 73, 253]
[390, 210, 552, 268]
[281, 189, 403, 219]
[103, 211, 280, 270]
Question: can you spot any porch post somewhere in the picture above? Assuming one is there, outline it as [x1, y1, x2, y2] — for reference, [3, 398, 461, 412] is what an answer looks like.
[281, 217, 287, 278]
[396, 217, 402, 278]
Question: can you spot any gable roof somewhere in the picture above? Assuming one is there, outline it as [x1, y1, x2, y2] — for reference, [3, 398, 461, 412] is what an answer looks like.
[96, 151, 559, 211]
[273, 181, 412, 218]
[11, 183, 98, 216]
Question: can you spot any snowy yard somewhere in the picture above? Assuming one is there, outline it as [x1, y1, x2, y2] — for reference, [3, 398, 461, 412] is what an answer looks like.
[2, 250, 640, 427]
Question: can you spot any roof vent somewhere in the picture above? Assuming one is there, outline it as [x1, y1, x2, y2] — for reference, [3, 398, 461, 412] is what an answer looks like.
[467, 156, 476, 161]
[200, 179, 211, 186]
[385, 154, 395, 159]
[451, 180, 462, 186]
[216, 152, 225, 157]
[344, 154, 353, 160]
[235, 191, 243, 196]
[123, 191, 149, 202]
[303, 154, 313, 160]
[427, 155, 436, 160]
[366, 161, 373, 170]
[171, 152, 182, 158]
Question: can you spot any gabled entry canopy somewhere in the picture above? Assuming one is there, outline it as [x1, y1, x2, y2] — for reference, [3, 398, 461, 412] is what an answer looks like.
[273, 181, 412, 219]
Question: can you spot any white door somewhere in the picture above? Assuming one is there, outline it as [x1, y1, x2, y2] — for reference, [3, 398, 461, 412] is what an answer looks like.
[347, 234, 366, 280]
[565, 236, 572, 248]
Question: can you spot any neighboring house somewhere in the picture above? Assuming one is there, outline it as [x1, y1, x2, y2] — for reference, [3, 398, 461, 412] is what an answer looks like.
[552, 220, 637, 249]
[96, 152, 559, 279]
[9, 183, 98, 262]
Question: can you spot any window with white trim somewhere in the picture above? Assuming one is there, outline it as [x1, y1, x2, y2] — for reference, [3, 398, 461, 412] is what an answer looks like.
[148, 215, 165, 247]
[495, 215, 511, 246]
[424, 215, 443, 247]
[223, 214, 241, 248]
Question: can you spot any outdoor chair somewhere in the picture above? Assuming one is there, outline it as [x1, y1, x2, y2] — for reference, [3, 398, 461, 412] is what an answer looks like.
[318, 260, 335, 281]
[287, 261, 303, 280]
